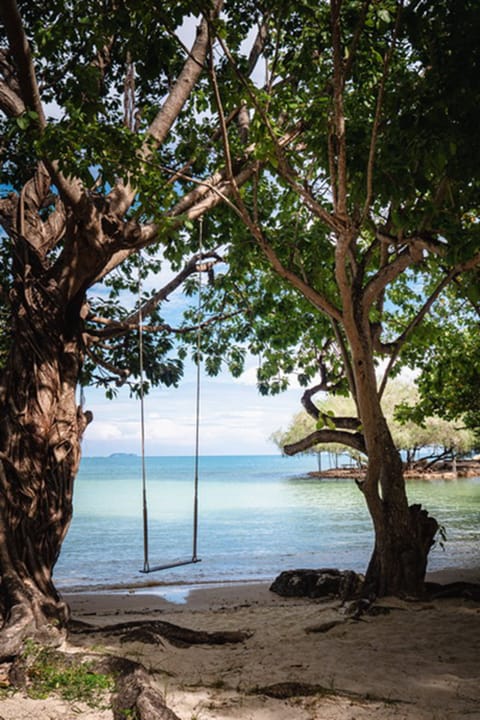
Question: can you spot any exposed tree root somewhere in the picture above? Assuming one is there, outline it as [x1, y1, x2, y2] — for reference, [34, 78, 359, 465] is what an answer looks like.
[68, 617, 254, 647]
[7, 646, 182, 720]
[0, 603, 66, 662]
[101, 656, 182, 720]
[425, 581, 480, 601]
[252, 680, 410, 705]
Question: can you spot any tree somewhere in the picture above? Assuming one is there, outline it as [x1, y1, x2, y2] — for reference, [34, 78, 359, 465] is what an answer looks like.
[1, 0, 479, 658]
[273, 382, 477, 468]
[0, 0, 279, 656]
[197, 0, 480, 597]
[395, 289, 480, 437]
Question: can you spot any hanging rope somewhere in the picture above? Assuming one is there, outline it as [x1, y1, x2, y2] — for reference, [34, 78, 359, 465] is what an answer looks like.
[137, 256, 150, 573]
[138, 220, 205, 573]
[192, 218, 203, 562]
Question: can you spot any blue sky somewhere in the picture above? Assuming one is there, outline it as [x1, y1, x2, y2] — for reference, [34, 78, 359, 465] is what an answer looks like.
[81, 360, 303, 457]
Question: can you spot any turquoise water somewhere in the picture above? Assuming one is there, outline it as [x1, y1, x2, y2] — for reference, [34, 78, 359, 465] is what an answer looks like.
[53, 455, 480, 591]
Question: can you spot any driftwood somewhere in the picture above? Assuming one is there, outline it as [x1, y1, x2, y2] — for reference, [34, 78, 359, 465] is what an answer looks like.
[68, 618, 253, 647]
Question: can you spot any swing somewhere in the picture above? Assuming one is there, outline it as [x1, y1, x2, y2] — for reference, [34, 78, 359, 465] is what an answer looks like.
[138, 222, 206, 574]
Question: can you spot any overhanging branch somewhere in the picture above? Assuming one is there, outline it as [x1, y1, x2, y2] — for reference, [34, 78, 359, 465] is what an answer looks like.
[284, 428, 366, 456]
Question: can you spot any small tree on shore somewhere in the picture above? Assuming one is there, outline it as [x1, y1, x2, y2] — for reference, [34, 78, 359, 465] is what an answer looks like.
[272, 383, 477, 469]
[1, 0, 479, 657]
[199, 0, 480, 597]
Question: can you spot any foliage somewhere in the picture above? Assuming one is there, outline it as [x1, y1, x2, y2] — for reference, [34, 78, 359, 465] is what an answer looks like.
[1, 1, 478, 405]
[188, 0, 480, 433]
[21, 640, 113, 707]
[395, 290, 480, 434]
[273, 381, 477, 462]
[1, 0, 479, 603]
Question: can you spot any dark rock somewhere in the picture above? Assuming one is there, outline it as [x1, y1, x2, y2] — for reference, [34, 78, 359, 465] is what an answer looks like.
[269, 568, 363, 600]
[425, 581, 480, 601]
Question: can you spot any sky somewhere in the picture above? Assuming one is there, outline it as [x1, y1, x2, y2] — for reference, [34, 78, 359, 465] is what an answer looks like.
[80, 361, 304, 457]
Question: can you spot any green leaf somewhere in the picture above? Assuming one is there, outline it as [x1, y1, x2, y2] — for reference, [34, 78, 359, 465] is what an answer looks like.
[16, 115, 30, 130]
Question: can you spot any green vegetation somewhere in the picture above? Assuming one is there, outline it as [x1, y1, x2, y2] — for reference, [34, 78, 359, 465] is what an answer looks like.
[0, 0, 479, 637]
[21, 640, 113, 707]
[272, 382, 478, 468]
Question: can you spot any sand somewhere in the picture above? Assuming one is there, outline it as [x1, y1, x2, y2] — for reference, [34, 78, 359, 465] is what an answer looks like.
[1, 568, 479, 720]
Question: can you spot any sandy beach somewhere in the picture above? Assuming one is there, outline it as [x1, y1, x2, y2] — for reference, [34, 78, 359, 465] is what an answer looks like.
[1, 568, 479, 720]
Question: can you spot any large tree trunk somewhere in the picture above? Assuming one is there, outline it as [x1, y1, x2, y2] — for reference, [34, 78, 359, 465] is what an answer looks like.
[0, 260, 90, 659]
[349, 331, 438, 598]
[360, 428, 438, 597]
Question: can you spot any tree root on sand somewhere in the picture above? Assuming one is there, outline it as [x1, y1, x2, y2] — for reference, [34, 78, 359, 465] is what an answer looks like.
[68, 617, 253, 647]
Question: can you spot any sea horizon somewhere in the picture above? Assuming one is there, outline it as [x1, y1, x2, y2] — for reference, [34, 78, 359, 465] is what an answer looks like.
[55, 454, 480, 593]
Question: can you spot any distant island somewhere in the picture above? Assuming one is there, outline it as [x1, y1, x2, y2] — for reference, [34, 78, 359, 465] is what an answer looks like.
[309, 458, 480, 480]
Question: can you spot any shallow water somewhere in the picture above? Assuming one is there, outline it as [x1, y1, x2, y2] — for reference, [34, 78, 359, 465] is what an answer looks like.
[53, 455, 480, 591]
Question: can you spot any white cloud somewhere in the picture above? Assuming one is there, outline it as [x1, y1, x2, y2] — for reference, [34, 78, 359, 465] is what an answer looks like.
[81, 371, 303, 457]
[87, 422, 124, 440]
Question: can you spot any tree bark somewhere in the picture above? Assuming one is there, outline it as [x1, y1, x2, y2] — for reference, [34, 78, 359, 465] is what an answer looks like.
[348, 328, 438, 597]
[0, 251, 90, 659]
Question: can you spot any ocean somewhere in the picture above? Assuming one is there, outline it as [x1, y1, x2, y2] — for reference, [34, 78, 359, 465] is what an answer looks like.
[53, 455, 480, 592]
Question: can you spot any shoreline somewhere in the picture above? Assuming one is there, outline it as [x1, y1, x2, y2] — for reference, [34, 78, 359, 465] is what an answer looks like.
[58, 563, 480, 600]
[62, 565, 480, 617]
[309, 462, 480, 480]
[2, 566, 479, 720]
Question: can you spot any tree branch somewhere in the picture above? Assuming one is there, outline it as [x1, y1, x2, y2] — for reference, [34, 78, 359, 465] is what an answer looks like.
[0, 0, 45, 126]
[330, 317, 358, 407]
[344, 1, 371, 79]
[0, 79, 24, 115]
[301, 385, 361, 430]
[0, 0, 87, 209]
[211, 21, 344, 236]
[330, 0, 348, 219]
[362, 243, 416, 311]
[84, 346, 130, 382]
[377, 261, 480, 397]
[284, 428, 366, 456]
[145, 6, 217, 150]
[362, 2, 403, 220]
[205, 51, 343, 322]
[123, 252, 222, 327]
[109, 1, 223, 217]
[87, 309, 240, 342]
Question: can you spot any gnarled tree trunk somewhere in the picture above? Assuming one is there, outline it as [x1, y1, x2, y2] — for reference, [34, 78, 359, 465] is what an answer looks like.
[0, 257, 90, 659]
[351, 337, 438, 598]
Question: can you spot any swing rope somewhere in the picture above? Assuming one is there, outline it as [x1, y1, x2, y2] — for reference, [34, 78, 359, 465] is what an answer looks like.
[139, 219, 204, 573]
[137, 265, 150, 572]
